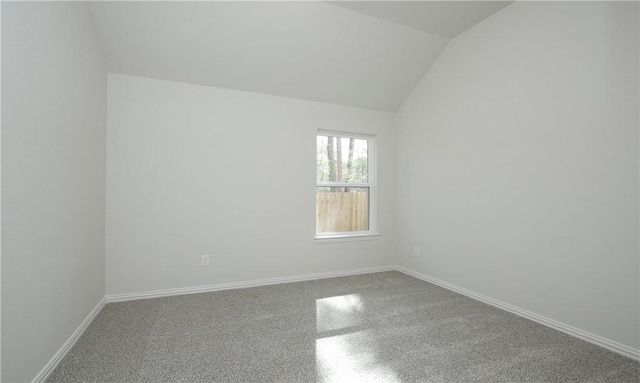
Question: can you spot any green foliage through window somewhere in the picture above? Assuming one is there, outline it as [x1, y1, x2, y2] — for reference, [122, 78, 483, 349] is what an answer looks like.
[316, 135, 368, 183]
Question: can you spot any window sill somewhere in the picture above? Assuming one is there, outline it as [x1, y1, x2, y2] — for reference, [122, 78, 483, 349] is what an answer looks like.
[314, 233, 381, 244]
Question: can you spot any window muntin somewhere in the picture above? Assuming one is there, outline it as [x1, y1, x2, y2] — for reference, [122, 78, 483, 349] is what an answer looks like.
[316, 132, 375, 237]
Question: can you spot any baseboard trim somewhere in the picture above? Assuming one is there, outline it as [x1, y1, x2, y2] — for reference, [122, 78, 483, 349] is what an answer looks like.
[32, 297, 106, 383]
[394, 265, 640, 361]
[106, 265, 395, 303]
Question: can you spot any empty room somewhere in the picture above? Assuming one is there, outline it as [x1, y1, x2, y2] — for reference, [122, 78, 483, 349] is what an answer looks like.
[1, 1, 639, 382]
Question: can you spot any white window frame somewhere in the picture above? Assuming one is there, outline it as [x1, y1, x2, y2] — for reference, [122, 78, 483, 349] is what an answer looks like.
[315, 130, 379, 243]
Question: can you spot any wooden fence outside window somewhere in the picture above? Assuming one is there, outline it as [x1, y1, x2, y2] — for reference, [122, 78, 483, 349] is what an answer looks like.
[316, 191, 368, 232]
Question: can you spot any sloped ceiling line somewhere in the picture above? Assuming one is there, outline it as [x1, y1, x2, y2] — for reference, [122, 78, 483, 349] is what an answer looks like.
[89, 1, 511, 112]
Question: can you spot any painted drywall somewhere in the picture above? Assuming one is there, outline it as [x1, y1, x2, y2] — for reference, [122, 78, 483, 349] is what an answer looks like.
[105, 74, 396, 296]
[1, 2, 107, 381]
[89, 1, 448, 112]
[329, 1, 512, 39]
[396, 1, 639, 349]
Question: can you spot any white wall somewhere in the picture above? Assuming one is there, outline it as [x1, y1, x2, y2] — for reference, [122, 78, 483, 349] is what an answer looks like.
[106, 74, 395, 296]
[396, 1, 639, 349]
[1, 2, 107, 382]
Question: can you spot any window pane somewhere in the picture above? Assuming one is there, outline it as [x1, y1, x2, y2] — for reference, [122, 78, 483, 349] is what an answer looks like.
[317, 135, 368, 183]
[316, 187, 369, 233]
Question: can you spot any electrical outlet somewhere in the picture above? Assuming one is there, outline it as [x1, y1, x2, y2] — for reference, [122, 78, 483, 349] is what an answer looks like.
[201, 254, 210, 266]
[413, 246, 420, 257]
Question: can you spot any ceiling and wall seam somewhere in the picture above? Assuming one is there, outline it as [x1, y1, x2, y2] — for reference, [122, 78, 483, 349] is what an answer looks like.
[88, 1, 509, 112]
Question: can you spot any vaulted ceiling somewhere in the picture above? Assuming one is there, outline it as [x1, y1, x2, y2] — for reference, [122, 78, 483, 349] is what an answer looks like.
[329, 1, 511, 38]
[89, 1, 511, 112]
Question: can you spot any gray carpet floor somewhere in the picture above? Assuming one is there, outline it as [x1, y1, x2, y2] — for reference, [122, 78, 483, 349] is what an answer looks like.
[48, 271, 639, 382]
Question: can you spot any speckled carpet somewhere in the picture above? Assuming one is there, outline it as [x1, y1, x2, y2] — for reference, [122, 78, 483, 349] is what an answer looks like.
[48, 271, 638, 382]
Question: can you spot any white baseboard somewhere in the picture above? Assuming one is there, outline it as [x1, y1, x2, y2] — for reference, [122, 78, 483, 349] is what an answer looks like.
[394, 265, 640, 361]
[35, 264, 637, 383]
[106, 265, 394, 303]
[32, 297, 106, 383]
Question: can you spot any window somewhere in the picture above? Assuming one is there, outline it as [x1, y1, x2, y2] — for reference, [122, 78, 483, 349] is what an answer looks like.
[316, 131, 378, 241]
